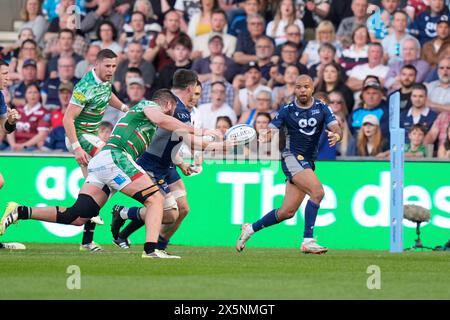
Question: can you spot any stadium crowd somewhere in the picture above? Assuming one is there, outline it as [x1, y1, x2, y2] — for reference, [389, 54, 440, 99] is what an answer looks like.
[0, 0, 449, 160]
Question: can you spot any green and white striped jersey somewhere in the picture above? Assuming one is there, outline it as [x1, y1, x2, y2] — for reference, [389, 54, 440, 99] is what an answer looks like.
[70, 69, 112, 135]
[104, 100, 159, 160]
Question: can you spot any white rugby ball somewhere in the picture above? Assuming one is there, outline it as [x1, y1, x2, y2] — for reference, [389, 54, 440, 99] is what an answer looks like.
[224, 124, 257, 145]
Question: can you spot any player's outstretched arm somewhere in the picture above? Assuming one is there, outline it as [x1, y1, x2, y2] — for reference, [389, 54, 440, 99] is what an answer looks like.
[0, 108, 20, 135]
[326, 123, 343, 147]
[109, 93, 129, 113]
[63, 104, 89, 166]
[144, 107, 196, 135]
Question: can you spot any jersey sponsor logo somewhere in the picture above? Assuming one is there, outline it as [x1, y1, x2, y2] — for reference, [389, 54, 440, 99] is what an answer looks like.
[311, 109, 320, 115]
[177, 113, 190, 120]
[72, 91, 86, 104]
[298, 118, 318, 136]
[113, 174, 127, 186]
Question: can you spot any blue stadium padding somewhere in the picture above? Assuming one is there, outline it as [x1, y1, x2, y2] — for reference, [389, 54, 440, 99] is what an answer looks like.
[389, 92, 404, 253]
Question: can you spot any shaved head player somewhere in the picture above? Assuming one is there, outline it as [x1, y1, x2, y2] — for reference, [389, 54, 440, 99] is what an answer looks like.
[236, 75, 342, 254]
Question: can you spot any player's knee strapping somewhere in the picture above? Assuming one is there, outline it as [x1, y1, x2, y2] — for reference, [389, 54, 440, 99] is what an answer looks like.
[56, 194, 100, 224]
[164, 194, 178, 211]
[132, 184, 160, 204]
[172, 189, 186, 200]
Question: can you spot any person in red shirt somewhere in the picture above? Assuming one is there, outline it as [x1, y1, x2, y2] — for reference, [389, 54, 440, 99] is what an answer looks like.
[50, 82, 72, 129]
[6, 83, 50, 151]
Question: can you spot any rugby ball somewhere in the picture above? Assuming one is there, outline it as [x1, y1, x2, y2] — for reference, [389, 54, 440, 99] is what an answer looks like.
[224, 124, 257, 145]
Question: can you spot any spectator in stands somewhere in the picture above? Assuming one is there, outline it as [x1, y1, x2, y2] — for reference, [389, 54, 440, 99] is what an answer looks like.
[6, 83, 50, 151]
[421, 20, 450, 68]
[187, 0, 219, 40]
[234, 62, 271, 116]
[245, 111, 272, 158]
[198, 81, 237, 129]
[266, 0, 305, 46]
[75, 44, 101, 79]
[300, 0, 332, 28]
[252, 36, 275, 81]
[9, 59, 40, 109]
[325, 0, 354, 29]
[382, 10, 415, 65]
[404, 0, 428, 20]
[41, 82, 73, 152]
[346, 42, 389, 104]
[47, 29, 84, 78]
[410, 0, 450, 45]
[42, 0, 84, 22]
[347, 114, 390, 157]
[329, 90, 349, 117]
[269, 41, 308, 87]
[307, 42, 343, 85]
[274, 23, 306, 57]
[215, 115, 232, 137]
[336, 0, 369, 48]
[437, 123, 450, 158]
[233, 13, 266, 65]
[117, 67, 145, 102]
[316, 62, 355, 110]
[384, 38, 430, 91]
[125, 77, 147, 107]
[300, 20, 341, 68]
[198, 55, 235, 107]
[1, 28, 35, 64]
[329, 91, 352, 156]
[228, 0, 261, 37]
[400, 83, 438, 142]
[9, 39, 46, 82]
[147, 0, 175, 25]
[114, 41, 156, 93]
[145, 10, 183, 72]
[388, 64, 417, 110]
[404, 124, 427, 158]
[191, 9, 237, 59]
[349, 79, 389, 137]
[239, 89, 273, 125]
[191, 34, 239, 83]
[92, 21, 124, 56]
[120, 11, 159, 53]
[424, 110, 450, 149]
[81, 0, 125, 41]
[425, 56, 450, 113]
[20, 0, 48, 47]
[154, 34, 192, 90]
[272, 64, 299, 109]
[42, 56, 79, 110]
[174, 0, 202, 32]
[368, 0, 401, 42]
[122, 2, 163, 44]
[339, 25, 370, 72]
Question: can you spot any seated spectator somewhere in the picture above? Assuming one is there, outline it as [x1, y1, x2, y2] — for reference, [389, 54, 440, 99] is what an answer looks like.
[388, 64, 417, 110]
[336, 0, 369, 48]
[347, 114, 390, 157]
[9, 59, 41, 108]
[274, 23, 306, 57]
[198, 81, 237, 129]
[0, 28, 35, 63]
[92, 21, 124, 56]
[42, 56, 80, 111]
[404, 124, 427, 158]
[174, 0, 202, 32]
[9, 39, 47, 82]
[424, 45, 450, 82]
[154, 34, 193, 90]
[120, 11, 160, 53]
[421, 20, 450, 68]
[19, 0, 48, 47]
[424, 110, 450, 149]
[117, 67, 146, 103]
[400, 83, 438, 143]
[300, 20, 342, 68]
[245, 112, 273, 159]
[192, 34, 240, 83]
[339, 25, 369, 72]
[125, 77, 147, 108]
[307, 42, 342, 84]
[42, 0, 84, 22]
[114, 41, 156, 93]
[187, 0, 220, 40]
[145, 10, 185, 72]
[75, 44, 101, 79]
[384, 38, 431, 91]
[98, 121, 114, 142]
[228, 0, 260, 37]
[409, 0, 450, 45]
[328, 90, 349, 118]
[425, 56, 450, 113]
[382, 10, 415, 65]
[252, 36, 275, 81]
[273, 64, 299, 109]
[437, 123, 450, 159]
[367, 0, 400, 42]
[215, 115, 232, 137]
[6, 83, 50, 151]
[349, 79, 389, 138]
[269, 41, 308, 87]
[233, 13, 266, 66]
[49, 82, 72, 130]
[266, 0, 305, 46]
[316, 62, 355, 111]
[404, 0, 428, 21]
[80, 0, 124, 42]
[47, 29, 84, 78]
[234, 62, 271, 116]
[146, 0, 174, 25]
[239, 89, 273, 125]
[191, 9, 237, 60]
[198, 55, 235, 107]
[334, 110, 353, 156]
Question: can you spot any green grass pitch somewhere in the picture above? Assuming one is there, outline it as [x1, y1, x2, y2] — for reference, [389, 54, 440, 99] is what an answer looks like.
[0, 244, 449, 300]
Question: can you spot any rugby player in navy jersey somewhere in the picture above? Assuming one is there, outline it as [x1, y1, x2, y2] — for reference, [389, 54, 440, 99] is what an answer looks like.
[236, 75, 342, 254]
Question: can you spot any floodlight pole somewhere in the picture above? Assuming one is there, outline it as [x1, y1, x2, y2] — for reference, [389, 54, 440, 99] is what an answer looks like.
[389, 92, 404, 253]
